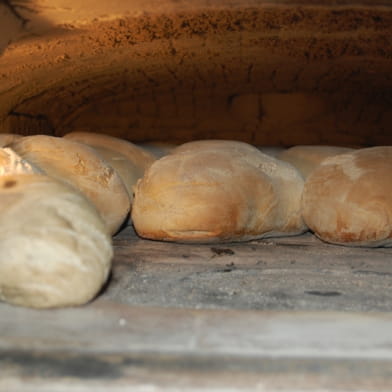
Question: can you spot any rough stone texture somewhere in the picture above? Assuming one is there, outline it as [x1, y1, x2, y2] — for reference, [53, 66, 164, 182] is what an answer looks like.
[0, 0, 391, 145]
[0, 1, 25, 54]
[107, 226, 392, 312]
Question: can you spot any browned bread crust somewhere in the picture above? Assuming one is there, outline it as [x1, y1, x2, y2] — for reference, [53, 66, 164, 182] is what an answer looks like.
[278, 145, 354, 178]
[10, 135, 130, 234]
[133, 140, 306, 243]
[302, 146, 392, 246]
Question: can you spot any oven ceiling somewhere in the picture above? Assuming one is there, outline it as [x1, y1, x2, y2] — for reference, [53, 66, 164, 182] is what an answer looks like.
[0, 0, 391, 145]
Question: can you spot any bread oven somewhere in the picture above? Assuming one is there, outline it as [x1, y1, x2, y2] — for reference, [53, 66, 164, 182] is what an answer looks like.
[0, 0, 391, 390]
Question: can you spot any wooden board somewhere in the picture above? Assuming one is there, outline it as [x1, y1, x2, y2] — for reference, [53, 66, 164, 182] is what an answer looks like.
[1, 301, 392, 391]
[0, 226, 392, 391]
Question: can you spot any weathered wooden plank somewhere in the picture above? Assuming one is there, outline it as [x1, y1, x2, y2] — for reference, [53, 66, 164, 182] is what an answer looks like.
[0, 300, 392, 391]
[1, 354, 392, 392]
[2, 300, 392, 358]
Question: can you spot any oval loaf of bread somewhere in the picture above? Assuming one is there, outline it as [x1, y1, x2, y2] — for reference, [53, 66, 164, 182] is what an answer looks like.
[278, 145, 354, 178]
[132, 140, 306, 243]
[10, 135, 130, 235]
[302, 146, 392, 247]
[64, 132, 156, 199]
[0, 174, 112, 308]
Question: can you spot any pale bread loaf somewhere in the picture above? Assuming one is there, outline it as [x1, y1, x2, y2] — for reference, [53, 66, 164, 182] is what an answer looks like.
[64, 132, 155, 199]
[10, 135, 130, 235]
[0, 174, 112, 308]
[278, 145, 354, 178]
[132, 140, 306, 243]
[302, 146, 392, 247]
[85, 147, 140, 201]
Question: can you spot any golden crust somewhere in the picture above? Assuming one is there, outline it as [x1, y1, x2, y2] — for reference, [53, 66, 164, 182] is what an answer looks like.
[302, 146, 392, 246]
[10, 135, 130, 235]
[278, 145, 354, 178]
[64, 132, 157, 200]
[64, 132, 155, 169]
[133, 141, 305, 243]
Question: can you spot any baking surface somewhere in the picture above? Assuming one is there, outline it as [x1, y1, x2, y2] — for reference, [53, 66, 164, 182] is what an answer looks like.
[1, 226, 391, 391]
[109, 226, 392, 312]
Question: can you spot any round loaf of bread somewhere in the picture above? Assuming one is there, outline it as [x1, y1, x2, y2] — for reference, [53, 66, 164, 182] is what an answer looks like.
[278, 145, 354, 178]
[133, 140, 306, 243]
[10, 135, 130, 235]
[64, 132, 155, 198]
[0, 174, 112, 308]
[302, 146, 392, 247]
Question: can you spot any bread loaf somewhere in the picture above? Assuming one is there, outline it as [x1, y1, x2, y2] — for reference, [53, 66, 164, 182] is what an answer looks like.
[64, 132, 155, 199]
[278, 145, 354, 178]
[132, 140, 306, 242]
[83, 147, 140, 201]
[302, 146, 392, 247]
[0, 174, 112, 308]
[10, 135, 130, 235]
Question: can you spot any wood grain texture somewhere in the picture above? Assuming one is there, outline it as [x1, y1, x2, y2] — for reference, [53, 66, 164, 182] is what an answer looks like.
[1, 300, 392, 391]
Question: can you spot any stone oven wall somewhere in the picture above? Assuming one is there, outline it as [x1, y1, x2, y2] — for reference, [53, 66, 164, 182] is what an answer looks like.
[0, 0, 391, 146]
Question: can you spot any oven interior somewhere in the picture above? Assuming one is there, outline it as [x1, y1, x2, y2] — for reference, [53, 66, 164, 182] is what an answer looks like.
[0, 1, 391, 390]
